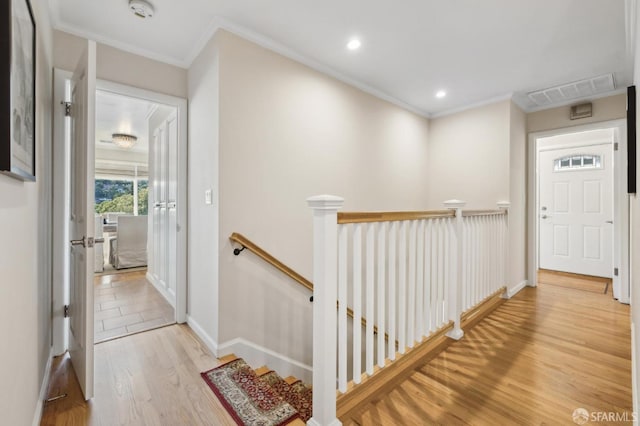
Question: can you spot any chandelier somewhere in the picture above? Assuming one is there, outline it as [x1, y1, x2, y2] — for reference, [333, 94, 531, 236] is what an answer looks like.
[112, 133, 138, 149]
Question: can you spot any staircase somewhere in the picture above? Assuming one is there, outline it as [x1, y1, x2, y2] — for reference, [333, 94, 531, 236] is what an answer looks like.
[205, 354, 311, 425]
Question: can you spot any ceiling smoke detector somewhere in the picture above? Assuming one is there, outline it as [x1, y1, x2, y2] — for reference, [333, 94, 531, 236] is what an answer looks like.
[129, 0, 154, 19]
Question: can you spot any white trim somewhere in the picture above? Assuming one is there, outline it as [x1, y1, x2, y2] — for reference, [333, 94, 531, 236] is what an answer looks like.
[96, 79, 189, 323]
[186, 315, 219, 356]
[52, 69, 72, 355]
[186, 17, 431, 119]
[32, 347, 55, 426]
[502, 280, 529, 299]
[430, 92, 514, 119]
[217, 338, 313, 384]
[527, 119, 629, 302]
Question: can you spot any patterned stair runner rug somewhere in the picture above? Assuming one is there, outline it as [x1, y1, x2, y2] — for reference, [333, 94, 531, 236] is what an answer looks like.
[201, 358, 301, 426]
[258, 371, 313, 422]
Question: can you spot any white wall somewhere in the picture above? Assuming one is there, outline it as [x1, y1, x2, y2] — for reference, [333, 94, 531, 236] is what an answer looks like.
[0, 1, 54, 424]
[53, 30, 188, 99]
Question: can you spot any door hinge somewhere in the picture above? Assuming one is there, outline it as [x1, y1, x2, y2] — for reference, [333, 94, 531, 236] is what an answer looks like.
[63, 304, 70, 318]
[614, 267, 619, 276]
[61, 101, 72, 117]
[614, 142, 619, 151]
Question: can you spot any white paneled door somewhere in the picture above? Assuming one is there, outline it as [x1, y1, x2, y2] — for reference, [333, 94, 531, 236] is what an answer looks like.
[149, 111, 178, 306]
[68, 40, 96, 400]
[539, 144, 613, 278]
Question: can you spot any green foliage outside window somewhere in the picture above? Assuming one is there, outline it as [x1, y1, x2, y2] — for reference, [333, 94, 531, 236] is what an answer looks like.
[95, 179, 148, 215]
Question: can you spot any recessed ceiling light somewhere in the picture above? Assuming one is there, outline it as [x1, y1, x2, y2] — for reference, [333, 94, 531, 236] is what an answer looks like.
[347, 39, 361, 51]
[436, 90, 447, 99]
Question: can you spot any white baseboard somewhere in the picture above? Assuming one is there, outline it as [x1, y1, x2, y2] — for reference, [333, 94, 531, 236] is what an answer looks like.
[32, 346, 55, 426]
[146, 272, 176, 308]
[503, 280, 529, 299]
[218, 338, 313, 383]
[186, 315, 219, 357]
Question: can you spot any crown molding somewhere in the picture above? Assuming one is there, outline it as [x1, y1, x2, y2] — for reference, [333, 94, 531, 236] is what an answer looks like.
[185, 16, 432, 119]
[52, 21, 190, 69]
[430, 93, 514, 119]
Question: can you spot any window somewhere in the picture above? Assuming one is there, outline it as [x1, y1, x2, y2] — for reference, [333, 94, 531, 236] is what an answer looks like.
[554, 154, 601, 171]
[95, 178, 148, 215]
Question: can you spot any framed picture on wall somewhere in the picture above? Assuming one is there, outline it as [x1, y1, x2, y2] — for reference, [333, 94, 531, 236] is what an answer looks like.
[0, 0, 36, 181]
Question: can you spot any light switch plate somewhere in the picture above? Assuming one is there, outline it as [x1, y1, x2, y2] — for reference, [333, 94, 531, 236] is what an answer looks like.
[205, 189, 212, 205]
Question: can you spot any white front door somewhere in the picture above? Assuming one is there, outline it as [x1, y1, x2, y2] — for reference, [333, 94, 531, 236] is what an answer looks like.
[68, 40, 97, 400]
[539, 143, 613, 278]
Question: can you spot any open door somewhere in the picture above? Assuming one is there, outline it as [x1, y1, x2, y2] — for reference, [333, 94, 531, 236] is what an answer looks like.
[68, 40, 97, 400]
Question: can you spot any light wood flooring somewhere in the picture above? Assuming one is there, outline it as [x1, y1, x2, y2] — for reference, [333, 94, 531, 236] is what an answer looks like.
[41, 324, 237, 426]
[42, 271, 631, 425]
[94, 270, 175, 343]
[346, 272, 631, 425]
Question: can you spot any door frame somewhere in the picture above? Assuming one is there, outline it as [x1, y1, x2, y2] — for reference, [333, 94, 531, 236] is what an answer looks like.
[52, 73, 189, 353]
[527, 119, 629, 303]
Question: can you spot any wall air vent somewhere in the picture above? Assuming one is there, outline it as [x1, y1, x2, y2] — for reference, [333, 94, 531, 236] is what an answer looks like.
[527, 74, 615, 107]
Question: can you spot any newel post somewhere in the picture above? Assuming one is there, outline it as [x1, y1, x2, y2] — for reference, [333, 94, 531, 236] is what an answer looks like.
[307, 195, 344, 426]
[444, 199, 466, 340]
[497, 201, 511, 299]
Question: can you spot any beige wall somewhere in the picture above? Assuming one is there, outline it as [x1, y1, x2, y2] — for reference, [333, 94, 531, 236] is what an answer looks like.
[527, 93, 626, 133]
[0, 0, 54, 424]
[427, 99, 528, 288]
[188, 35, 221, 346]
[509, 102, 527, 287]
[427, 100, 511, 209]
[53, 30, 188, 98]
[187, 30, 432, 367]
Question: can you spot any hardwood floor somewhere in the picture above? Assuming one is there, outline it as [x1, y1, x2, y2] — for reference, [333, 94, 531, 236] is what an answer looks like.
[346, 275, 631, 425]
[41, 324, 236, 426]
[42, 271, 631, 425]
[94, 270, 175, 343]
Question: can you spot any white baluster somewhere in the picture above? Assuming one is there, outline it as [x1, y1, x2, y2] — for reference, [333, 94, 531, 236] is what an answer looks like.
[377, 222, 386, 367]
[338, 224, 348, 393]
[436, 219, 444, 327]
[416, 220, 425, 341]
[408, 220, 417, 348]
[388, 222, 397, 361]
[444, 200, 466, 340]
[398, 221, 407, 353]
[365, 223, 375, 376]
[430, 219, 437, 332]
[352, 223, 362, 384]
[307, 195, 344, 426]
[423, 220, 432, 334]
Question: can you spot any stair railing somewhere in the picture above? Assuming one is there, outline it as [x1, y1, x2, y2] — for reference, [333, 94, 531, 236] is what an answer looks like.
[306, 195, 510, 426]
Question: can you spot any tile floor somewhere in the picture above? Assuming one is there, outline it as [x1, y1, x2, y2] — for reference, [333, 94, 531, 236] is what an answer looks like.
[94, 269, 175, 343]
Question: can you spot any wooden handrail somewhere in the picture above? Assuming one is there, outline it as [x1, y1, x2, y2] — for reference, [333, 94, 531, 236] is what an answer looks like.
[461, 210, 507, 217]
[338, 210, 454, 224]
[230, 232, 313, 291]
[229, 232, 386, 338]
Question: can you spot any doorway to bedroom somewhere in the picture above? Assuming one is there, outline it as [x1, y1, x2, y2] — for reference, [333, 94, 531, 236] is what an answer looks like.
[93, 89, 177, 343]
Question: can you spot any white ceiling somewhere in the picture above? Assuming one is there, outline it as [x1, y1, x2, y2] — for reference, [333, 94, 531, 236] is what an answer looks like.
[96, 90, 153, 156]
[50, 0, 632, 116]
